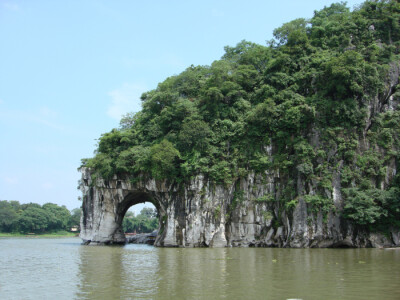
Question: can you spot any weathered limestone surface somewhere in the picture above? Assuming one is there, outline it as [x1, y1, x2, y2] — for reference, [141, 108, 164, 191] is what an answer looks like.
[80, 61, 400, 248]
[126, 231, 157, 245]
[80, 168, 399, 248]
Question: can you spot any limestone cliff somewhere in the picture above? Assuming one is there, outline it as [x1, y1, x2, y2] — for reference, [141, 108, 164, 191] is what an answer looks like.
[80, 60, 400, 248]
[80, 168, 399, 248]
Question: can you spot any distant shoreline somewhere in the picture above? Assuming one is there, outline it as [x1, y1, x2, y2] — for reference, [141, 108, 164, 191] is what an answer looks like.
[0, 232, 79, 238]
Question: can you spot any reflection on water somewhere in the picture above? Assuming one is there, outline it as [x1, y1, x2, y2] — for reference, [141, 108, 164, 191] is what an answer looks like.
[0, 238, 399, 299]
[76, 244, 160, 299]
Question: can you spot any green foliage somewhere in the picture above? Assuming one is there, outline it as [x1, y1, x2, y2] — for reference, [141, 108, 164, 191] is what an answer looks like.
[19, 206, 52, 233]
[263, 211, 274, 221]
[122, 207, 158, 233]
[304, 195, 335, 217]
[214, 205, 221, 219]
[0, 201, 20, 232]
[116, 146, 151, 174]
[255, 194, 274, 203]
[285, 198, 299, 211]
[229, 189, 245, 211]
[42, 203, 71, 231]
[178, 119, 211, 152]
[82, 0, 400, 230]
[341, 169, 400, 228]
[0, 200, 80, 234]
[342, 188, 387, 225]
[319, 51, 365, 99]
[85, 153, 115, 180]
[149, 139, 180, 179]
[273, 18, 309, 47]
[69, 208, 82, 229]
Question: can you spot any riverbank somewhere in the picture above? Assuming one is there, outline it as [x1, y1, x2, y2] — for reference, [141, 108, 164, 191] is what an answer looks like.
[0, 231, 78, 238]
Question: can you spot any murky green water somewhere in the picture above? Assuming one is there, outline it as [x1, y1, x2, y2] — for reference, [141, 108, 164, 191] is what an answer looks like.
[0, 238, 399, 299]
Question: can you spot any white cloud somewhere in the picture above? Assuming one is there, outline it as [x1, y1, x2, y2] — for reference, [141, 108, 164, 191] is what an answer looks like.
[107, 83, 146, 120]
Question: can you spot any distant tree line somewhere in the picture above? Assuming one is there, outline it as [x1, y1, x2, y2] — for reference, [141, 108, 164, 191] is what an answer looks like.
[123, 207, 158, 233]
[0, 200, 81, 233]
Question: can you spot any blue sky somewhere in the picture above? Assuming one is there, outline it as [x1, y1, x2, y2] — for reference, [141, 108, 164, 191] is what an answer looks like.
[0, 0, 362, 213]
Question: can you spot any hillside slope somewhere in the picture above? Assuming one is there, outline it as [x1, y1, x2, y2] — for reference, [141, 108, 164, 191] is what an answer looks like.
[82, 1, 400, 245]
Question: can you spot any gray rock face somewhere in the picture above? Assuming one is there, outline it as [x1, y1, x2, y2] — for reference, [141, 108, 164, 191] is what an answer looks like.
[79, 168, 399, 248]
[126, 231, 157, 245]
[80, 61, 400, 248]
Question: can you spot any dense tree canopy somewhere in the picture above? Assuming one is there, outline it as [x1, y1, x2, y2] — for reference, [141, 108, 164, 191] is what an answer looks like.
[123, 207, 158, 233]
[83, 1, 400, 230]
[0, 201, 81, 233]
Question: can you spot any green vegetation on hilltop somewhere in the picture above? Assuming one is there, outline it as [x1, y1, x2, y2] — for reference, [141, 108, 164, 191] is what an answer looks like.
[0, 200, 81, 234]
[82, 1, 400, 230]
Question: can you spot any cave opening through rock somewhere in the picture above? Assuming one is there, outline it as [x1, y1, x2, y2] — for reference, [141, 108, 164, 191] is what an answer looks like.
[118, 192, 161, 245]
[123, 203, 158, 234]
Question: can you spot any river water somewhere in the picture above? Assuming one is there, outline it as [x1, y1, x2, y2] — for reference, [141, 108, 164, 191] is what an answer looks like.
[0, 237, 399, 299]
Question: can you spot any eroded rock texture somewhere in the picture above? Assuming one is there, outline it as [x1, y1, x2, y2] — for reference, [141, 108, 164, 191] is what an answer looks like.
[80, 168, 399, 248]
[80, 62, 400, 248]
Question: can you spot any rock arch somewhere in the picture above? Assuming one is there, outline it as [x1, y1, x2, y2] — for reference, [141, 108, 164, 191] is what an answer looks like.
[80, 169, 167, 245]
[79, 167, 232, 247]
[79, 168, 400, 248]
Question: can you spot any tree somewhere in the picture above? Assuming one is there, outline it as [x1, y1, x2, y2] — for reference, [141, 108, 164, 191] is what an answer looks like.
[140, 207, 157, 218]
[119, 112, 137, 130]
[42, 203, 71, 231]
[122, 207, 158, 233]
[69, 208, 82, 229]
[0, 201, 20, 232]
[273, 18, 309, 46]
[149, 139, 180, 179]
[178, 119, 211, 152]
[343, 188, 386, 225]
[19, 206, 51, 233]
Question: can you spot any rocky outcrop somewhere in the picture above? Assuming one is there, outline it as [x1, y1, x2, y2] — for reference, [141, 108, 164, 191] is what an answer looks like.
[79, 168, 399, 248]
[126, 231, 157, 245]
[80, 61, 400, 248]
